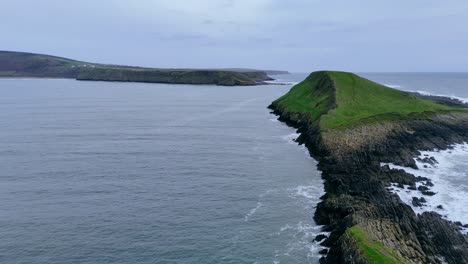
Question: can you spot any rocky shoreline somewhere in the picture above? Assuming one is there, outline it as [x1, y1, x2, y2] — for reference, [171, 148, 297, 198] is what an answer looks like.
[268, 104, 468, 263]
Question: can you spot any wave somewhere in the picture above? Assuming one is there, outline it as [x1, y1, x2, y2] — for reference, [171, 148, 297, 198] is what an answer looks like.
[244, 201, 263, 221]
[384, 84, 403, 89]
[383, 83, 468, 103]
[382, 143, 468, 234]
[281, 133, 299, 144]
[288, 185, 323, 200]
[275, 221, 329, 261]
[244, 189, 278, 222]
[281, 133, 312, 158]
[243, 183, 327, 261]
[264, 80, 299, 85]
[414, 90, 468, 104]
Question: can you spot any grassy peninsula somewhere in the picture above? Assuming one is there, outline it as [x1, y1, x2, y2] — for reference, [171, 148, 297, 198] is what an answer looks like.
[269, 71, 468, 264]
[0, 51, 273, 86]
[272, 71, 463, 129]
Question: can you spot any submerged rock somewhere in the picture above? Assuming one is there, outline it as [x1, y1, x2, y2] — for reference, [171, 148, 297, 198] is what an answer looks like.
[314, 234, 327, 242]
[412, 197, 427, 207]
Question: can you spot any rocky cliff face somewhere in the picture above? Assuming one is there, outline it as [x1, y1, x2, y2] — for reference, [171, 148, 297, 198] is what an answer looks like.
[270, 104, 468, 263]
[268, 71, 468, 263]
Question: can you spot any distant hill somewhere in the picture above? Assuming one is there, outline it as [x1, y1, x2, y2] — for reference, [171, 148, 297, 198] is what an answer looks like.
[0, 51, 277, 86]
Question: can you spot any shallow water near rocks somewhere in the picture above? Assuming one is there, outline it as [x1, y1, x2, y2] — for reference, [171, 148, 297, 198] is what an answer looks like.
[0, 78, 325, 264]
[364, 73, 468, 235]
[385, 144, 468, 234]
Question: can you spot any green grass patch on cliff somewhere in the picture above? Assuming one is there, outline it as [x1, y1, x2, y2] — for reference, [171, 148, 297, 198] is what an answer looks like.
[272, 71, 463, 129]
[347, 225, 409, 264]
[272, 71, 336, 120]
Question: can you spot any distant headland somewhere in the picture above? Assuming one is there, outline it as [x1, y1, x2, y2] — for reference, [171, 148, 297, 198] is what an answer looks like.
[0, 51, 287, 86]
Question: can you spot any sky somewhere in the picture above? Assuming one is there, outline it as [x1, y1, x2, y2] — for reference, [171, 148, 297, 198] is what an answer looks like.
[1, 0, 468, 72]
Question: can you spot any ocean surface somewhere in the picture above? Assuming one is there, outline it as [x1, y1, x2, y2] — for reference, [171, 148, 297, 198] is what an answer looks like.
[1, 72, 467, 263]
[0, 78, 325, 264]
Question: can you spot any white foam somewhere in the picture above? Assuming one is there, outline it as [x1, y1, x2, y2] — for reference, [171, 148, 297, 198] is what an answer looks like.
[244, 189, 278, 221]
[382, 83, 468, 104]
[383, 143, 468, 234]
[264, 80, 299, 85]
[270, 182, 327, 262]
[244, 201, 263, 221]
[269, 118, 279, 123]
[288, 185, 323, 200]
[415, 90, 468, 104]
[281, 133, 299, 144]
[276, 221, 329, 259]
[384, 84, 403, 88]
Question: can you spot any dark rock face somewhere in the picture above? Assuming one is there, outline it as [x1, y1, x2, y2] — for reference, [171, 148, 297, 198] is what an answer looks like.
[412, 197, 427, 207]
[269, 103, 468, 263]
[315, 234, 328, 242]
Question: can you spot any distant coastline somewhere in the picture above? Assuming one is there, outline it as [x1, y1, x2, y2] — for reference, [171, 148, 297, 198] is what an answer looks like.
[0, 51, 285, 86]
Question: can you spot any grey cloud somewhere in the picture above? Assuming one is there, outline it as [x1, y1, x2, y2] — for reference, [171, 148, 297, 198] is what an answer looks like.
[1, 0, 468, 72]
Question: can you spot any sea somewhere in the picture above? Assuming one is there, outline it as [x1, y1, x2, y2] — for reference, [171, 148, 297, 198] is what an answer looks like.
[0, 72, 467, 264]
[0, 77, 325, 264]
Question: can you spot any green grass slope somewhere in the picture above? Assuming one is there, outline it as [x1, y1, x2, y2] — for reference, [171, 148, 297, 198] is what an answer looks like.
[272, 71, 336, 120]
[272, 71, 463, 129]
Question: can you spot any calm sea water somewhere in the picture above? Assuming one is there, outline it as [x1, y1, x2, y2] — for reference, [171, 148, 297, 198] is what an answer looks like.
[0, 78, 325, 264]
[1, 73, 467, 264]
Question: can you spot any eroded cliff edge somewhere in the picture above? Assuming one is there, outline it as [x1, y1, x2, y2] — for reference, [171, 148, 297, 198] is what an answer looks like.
[269, 71, 468, 263]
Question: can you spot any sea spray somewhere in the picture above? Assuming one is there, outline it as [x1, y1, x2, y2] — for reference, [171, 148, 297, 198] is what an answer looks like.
[383, 143, 468, 234]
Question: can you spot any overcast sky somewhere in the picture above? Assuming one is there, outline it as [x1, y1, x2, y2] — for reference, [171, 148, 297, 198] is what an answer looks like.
[2, 0, 468, 72]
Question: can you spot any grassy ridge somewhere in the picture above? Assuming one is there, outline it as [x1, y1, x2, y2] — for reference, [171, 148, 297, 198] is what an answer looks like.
[272, 71, 463, 129]
[0, 51, 271, 86]
[77, 68, 263, 85]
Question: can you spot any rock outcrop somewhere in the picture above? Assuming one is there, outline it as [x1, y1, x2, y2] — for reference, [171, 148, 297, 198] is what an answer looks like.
[269, 71, 468, 263]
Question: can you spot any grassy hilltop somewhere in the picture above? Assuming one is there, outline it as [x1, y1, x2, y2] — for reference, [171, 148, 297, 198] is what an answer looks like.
[272, 71, 462, 129]
[0, 51, 272, 86]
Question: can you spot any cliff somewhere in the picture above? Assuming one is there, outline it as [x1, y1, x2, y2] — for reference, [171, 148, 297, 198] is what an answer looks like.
[269, 71, 468, 263]
[0, 51, 273, 86]
[76, 68, 270, 86]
